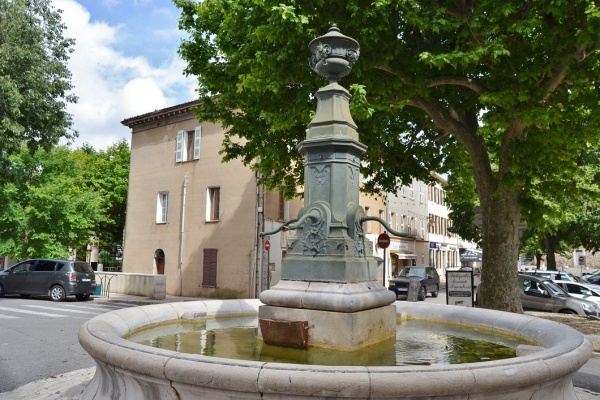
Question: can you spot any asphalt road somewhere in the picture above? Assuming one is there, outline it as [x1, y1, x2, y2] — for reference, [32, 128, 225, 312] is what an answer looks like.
[0, 296, 134, 393]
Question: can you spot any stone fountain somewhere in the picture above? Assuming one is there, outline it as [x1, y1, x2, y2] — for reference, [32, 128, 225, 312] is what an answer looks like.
[258, 25, 396, 350]
[78, 26, 592, 400]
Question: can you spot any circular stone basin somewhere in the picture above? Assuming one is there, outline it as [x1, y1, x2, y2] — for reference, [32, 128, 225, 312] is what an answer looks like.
[78, 300, 592, 399]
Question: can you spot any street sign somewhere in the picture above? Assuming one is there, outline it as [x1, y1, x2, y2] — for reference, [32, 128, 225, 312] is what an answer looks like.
[578, 255, 585, 265]
[377, 233, 390, 249]
[264, 240, 271, 251]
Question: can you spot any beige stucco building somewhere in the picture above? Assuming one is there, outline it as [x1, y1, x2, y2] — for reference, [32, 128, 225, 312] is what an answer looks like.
[120, 101, 302, 298]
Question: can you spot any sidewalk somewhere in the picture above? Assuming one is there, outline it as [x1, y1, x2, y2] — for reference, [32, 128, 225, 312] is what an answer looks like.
[1, 293, 598, 400]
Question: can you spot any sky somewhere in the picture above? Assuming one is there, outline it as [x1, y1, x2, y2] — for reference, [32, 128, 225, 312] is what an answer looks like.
[52, 0, 198, 150]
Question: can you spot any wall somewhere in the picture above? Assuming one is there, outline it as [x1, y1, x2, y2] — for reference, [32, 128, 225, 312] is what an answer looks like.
[96, 272, 166, 299]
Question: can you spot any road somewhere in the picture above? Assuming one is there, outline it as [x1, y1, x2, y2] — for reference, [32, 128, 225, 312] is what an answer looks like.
[0, 296, 134, 393]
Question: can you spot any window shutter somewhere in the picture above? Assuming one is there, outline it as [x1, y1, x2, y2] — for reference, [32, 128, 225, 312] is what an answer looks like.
[193, 126, 201, 160]
[176, 130, 184, 162]
[202, 248, 218, 287]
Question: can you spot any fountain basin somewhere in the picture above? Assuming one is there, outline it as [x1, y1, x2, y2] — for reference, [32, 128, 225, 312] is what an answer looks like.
[78, 299, 592, 399]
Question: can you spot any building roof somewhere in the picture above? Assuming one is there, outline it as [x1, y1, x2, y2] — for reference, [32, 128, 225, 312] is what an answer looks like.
[120, 100, 201, 128]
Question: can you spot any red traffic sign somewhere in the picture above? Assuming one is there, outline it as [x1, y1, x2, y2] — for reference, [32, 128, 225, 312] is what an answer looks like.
[264, 240, 271, 251]
[377, 233, 390, 249]
[579, 255, 585, 264]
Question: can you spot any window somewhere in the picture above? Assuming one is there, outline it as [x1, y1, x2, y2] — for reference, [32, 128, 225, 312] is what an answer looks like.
[379, 210, 385, 233]
[400, 215, 405, 232]
[206, 187, 220, 221]
[34, 261, 56, 272]
[365, 207, 371, 233]
[202, 248, 218, 287]
[156, 192, 168, 223]
[176, 127, 201, 162]
[14, 261, 34, 271]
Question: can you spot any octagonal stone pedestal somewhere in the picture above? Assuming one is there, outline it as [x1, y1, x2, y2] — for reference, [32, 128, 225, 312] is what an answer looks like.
[78, 299, 592, 400]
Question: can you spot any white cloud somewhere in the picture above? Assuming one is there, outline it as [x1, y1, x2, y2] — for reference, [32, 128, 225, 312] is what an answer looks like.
[53, 0, 196, 150]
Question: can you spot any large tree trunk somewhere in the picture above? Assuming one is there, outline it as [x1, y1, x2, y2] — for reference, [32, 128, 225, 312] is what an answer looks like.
[478, 189, 523, 313]
[535, 253, 543, 269]
[414, 102, 525, 312]
[545, 233, 558, 270]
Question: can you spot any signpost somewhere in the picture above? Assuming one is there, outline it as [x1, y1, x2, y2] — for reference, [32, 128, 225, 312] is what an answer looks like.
[377, 233, 390, 249]
[378, 233, 390, 287]
[579, 254, 585, 276]
[446, 271, 474, 307]
[264, 239, 271, 290]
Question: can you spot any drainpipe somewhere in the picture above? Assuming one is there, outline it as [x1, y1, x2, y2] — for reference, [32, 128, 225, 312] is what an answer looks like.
[179, 175, 189, 297]
[257, 184, 265, 295]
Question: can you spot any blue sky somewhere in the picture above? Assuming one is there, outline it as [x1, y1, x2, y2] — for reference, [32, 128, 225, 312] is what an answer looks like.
[52, 0, 197, 150]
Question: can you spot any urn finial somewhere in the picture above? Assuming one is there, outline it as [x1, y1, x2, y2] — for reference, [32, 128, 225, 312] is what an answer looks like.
[308, 25, 360, 84]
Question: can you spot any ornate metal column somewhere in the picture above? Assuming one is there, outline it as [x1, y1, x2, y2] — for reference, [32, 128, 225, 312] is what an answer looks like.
[258, 26, 396, 350]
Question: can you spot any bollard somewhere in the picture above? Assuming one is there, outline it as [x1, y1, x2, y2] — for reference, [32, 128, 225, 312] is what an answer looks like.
[407, 279, 420, 302]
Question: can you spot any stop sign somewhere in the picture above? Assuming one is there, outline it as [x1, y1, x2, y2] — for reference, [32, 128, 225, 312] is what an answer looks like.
[264, 240, 271, 251]
[377, 233, 390, 249]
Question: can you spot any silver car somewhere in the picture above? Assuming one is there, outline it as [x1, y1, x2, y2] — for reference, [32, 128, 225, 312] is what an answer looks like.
[0, 259, 96, 301]
[552, 280, 600, 307]
[521, 270, 588, 284]
[518, 274, 599, 317]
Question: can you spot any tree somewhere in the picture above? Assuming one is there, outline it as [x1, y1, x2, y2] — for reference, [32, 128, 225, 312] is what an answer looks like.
[0, 145, 106, 259]
[446, 144, 600, 271]
[176, 0, 600, 312]
[0, 0, 77, 176]
[72, 141, 130, 246]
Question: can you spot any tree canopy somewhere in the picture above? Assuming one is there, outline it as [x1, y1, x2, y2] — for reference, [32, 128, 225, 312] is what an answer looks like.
[0, 145, 105, 259]
[176, 0, 600, 312]
[0, 0, 77, 175]
[73, 140, 130, 247]
[0, 142, 130, 260]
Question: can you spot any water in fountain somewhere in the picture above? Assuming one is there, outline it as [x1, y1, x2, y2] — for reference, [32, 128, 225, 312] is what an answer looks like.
[126, 316, 533, 366]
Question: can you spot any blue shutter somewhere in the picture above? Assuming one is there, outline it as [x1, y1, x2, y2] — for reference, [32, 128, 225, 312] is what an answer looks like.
[193, 126, 201, 160]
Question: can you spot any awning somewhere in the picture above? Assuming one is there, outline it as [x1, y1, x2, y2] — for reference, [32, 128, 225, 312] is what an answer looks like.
[460, 249, 482, 262]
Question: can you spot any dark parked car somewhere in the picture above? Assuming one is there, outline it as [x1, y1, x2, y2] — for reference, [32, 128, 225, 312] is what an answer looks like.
[388, 266, 440, 301]
[583, 270, 600, 285]
[518, 274, 599, 317]
[0, 259, 96, 301]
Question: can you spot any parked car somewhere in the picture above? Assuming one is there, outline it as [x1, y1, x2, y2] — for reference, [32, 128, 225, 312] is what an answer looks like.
[518, 274, 599, 317]
[388, 266, 440, 301]
[0, 259, 96, 301]
[520, 270, 588, 284]
[553, 280, 600, 306]
[583, 270, 600, 285]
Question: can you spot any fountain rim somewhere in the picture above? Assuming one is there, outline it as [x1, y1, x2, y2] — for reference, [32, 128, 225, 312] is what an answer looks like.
[79, 299, 592, 398]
